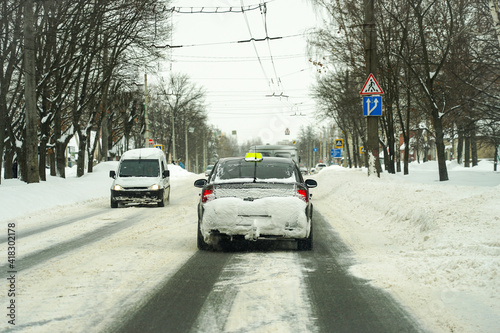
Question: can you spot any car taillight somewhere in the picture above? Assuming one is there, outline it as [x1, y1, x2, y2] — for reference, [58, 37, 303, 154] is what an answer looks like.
[201, 188, 213, 203]
[297, 189, 308, 202]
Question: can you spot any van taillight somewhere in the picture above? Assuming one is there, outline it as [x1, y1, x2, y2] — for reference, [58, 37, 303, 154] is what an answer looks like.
[202, 189, 213, 203]
[297, 189, 308, 202]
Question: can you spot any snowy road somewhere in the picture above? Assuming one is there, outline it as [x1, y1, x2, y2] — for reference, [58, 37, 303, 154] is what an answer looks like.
[3, 169, 422, 333]
[115, 213, 421, 333]
[2, 161, 499, 332]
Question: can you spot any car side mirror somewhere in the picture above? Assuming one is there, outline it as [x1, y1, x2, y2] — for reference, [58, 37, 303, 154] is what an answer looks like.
[194, 179, 207, 188]
[163, 170, 170, 178]
[109, 170, 116, 179]
[305, 179, 317, 188]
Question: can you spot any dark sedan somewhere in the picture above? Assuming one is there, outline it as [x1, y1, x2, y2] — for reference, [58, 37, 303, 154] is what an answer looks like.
[194, 153, 317, 250]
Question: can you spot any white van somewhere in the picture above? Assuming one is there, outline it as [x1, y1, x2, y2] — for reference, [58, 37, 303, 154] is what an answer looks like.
[109, 148, 170, 208]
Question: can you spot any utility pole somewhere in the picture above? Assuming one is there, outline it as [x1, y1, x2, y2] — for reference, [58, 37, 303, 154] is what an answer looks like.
[364, 0, 381, 177]
[185, 119, 188, 171]
[144, 73, 151, 148]
[171, 109, 176, 163]
[24, 0, 39, 183]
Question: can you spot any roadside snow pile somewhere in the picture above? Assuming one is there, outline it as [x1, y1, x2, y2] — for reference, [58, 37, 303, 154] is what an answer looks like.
[0, 162, 192, 222]
[312, 161, 500, 333]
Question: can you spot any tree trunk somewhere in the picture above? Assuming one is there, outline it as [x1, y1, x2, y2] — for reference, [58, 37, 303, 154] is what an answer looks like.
[432, 109, 449, 180]
[457, 131, 463, 164]
[39, 140, 47, 181]
[471, 127, 478, 167]
[76, 130, 86, 177]
[494, 144, 498, 172]
[3, 142, 14, 179]
[464, 135, 470, 167]
[23, 0, 39, 184]
[101, 115, 109, 161]
[0, 92, 6, 184]
[345, 134, 352, 168]
[489, 0, 500, 46]
[49, 147, 56, 176]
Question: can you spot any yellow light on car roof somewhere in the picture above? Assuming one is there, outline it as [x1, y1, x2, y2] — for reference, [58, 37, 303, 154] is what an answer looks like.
[245, 152, 263, 162]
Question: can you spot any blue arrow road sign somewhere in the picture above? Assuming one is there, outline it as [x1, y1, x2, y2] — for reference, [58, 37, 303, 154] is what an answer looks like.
[363, 96, 382, 116]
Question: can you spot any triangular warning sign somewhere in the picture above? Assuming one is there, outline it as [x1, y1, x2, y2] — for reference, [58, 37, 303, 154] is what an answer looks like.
[360, 73, 384, 95]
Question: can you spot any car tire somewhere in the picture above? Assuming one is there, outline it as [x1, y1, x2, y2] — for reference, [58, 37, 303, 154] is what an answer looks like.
[158, 189, 165, 207]
[165, 187, 170, 203]
[197, 219, 210, 251]
[297, 222, 313, 251]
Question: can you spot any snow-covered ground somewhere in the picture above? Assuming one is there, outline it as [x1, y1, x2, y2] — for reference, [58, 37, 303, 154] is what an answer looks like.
[1, 160, 499, 332]
[311, 160, 500, 333]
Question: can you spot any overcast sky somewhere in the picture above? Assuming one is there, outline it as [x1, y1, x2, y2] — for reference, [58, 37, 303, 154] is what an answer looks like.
[154, 0, 323, 144]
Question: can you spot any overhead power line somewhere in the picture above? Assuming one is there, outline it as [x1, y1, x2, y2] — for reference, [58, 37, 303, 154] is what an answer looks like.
[240, 0, 270, 92]
[150, 34, 299, 49]
[152, 1, 275, 14]
[170, 4, 264, 14]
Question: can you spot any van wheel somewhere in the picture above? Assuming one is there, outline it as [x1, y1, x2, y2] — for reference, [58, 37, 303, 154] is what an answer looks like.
[165, 187, 170, 204]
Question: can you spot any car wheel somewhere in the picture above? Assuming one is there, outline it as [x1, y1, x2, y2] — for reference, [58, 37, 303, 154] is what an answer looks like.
[197, 219, 210, 251]
[158, 189, 165, 207]
[111, 197, 118, 208]
[297, 222, 313, 251]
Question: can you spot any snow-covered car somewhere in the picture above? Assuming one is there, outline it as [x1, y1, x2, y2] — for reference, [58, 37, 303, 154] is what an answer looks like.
[204, 164, 214, 177]
[193, 153, 317, 250]
[109, 148, 170, 208]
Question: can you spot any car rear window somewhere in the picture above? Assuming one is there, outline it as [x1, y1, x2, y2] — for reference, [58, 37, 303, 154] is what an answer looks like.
[214, 159, 299, 182]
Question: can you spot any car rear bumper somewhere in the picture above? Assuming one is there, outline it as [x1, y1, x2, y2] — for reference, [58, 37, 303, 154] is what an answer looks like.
[200, 197, 310, 242]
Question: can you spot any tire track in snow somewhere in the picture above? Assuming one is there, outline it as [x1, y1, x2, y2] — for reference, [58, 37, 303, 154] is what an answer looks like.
[0, 208, 150, 273]
[112, 250, 231, 333]
[300, 212, 423, 333]
[2, 208, 109, 241]
[191, 250, 317, 333]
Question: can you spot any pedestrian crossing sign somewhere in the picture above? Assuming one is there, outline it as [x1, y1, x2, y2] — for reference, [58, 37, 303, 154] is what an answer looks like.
[360, 73, 384, 95]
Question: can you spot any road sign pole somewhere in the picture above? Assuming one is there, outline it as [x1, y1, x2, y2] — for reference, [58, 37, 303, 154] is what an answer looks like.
[364, 0, 381, 177]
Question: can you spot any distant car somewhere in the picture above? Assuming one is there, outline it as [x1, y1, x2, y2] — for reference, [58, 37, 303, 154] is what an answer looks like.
[109, 148, 170, 208]
[315, 163, 327, 173]
[194, 153, 317, 250]
[299, 166, 308, 175]
[204, 164, 214, 177]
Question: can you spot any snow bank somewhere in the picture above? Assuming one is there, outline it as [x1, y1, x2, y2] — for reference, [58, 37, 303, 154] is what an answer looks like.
[311, 161, 500, 333]
[0, 162, 192, 223]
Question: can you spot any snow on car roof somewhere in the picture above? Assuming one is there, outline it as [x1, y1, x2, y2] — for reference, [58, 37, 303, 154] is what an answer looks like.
[121, 148, 165, 160]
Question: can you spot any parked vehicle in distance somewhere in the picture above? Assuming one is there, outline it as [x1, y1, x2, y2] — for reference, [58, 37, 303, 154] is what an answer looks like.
[315, 163, 327, 173]
[248, 144, 299, 164]
[204, 164, 214, 177]
[194, 153, 317, 251]
[109, 148, 170, 208]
